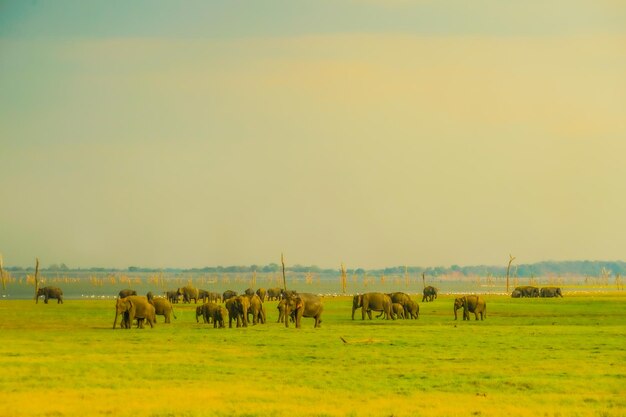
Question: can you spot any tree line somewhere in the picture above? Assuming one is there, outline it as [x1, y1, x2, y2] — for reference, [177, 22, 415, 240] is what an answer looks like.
[4, 260, 626, 277]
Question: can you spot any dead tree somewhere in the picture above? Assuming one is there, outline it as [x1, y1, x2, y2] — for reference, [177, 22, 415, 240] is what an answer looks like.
[506, 254, 516, 293]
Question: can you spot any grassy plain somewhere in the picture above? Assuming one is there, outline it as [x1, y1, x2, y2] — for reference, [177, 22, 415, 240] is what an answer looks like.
[0, 293, 624, 417]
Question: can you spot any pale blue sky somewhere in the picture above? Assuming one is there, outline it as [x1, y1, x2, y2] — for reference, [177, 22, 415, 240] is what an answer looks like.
[1, 1, 625, 269]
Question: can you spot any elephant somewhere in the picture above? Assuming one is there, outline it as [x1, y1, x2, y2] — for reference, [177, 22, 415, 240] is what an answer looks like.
[165, 290, 180, 304]
[256, 288, 267, 302]
[225, 296, 250, 328]
[120, 313, 147, 329]
[244, 287, 255, 296]
[196, 305, 209, 323]
[197, 289, 211, 303]
[514, 286, 540, 298]
[246, 294, 266, 325]
[276, 299, 295, 323]
[208, 291, 222, 303]
[540, 287, 563, 298]
[266, 287, 283, 301]
[177, 285, 200, 303]
[511, 289, 522, 298]
[118, 289, 137, 298]
[277, 300, 284, 323]
[283, 292, 323, 328]
[405, 300, 419, 319]
[35, 286, 64, 304]
[209, 305, 228, 328]
[352, 292, 393, 320]
[197, 302, 227, 327]
[113, 295, 156, 329]
[222, 290, 238, 303]
[391, 303, 405, 319]
[422, 286, 438, 302]
[454, 295, 486, 321]
[147, 295, 176, 323]
[388, 292, 412, 316]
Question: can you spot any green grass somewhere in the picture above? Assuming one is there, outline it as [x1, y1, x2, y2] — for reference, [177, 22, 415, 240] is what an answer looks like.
[0, 294, 624, 417]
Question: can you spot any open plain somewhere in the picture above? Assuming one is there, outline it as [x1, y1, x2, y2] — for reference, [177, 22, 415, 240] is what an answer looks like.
[0, 292, 624, 417]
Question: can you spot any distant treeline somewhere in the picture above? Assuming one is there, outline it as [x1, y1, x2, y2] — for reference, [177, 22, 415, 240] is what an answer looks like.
[5, 260, 626, 277]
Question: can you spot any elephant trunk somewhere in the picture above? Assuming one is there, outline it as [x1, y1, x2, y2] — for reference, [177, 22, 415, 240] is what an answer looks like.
[113, 310, 119, 329]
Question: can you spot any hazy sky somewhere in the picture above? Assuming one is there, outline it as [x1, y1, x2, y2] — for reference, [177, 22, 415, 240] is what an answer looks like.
[1, 1, 625, 269]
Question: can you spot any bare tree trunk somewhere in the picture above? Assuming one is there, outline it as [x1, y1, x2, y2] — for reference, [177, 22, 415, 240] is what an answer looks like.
[281, 253, 287, 291]
[506, 254, 516, 293]
[33, 257, 40, 301]
[341, 263, 347, 294]
[0, 254, 6, 294]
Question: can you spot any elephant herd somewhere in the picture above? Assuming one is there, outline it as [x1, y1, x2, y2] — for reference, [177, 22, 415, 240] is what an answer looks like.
[352, 290, 486, 321]
[511, 286, 563, 298]
[37, 283, 565, 328]
[113, 286, 324, 329]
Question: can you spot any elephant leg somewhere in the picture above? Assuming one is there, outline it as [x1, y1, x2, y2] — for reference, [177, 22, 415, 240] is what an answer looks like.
[296, 310, 303, 328]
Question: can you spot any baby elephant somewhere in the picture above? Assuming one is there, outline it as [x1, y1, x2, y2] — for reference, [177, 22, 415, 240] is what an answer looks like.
[391, 303, 405, 319]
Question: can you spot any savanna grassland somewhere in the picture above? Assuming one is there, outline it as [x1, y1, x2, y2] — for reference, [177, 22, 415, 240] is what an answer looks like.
[0, 293, 624, 417]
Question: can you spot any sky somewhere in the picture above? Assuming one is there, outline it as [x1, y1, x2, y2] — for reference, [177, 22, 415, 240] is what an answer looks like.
[1, 1, 625, 269]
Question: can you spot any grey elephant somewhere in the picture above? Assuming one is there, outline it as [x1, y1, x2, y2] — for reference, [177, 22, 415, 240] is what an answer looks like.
[118, 289, 137, 298]
[514, 286, 539, 298]
[35, 287, 64, 304]
[208, 291, 222, 303]
[255, 288, 267, 302]
[276, 299, 295, 324]
[266, 287, 283, 301]
[352, 292, 393, 320]
[511, 289, 522, 298]
[422, 286, 438, 302]
[388, 292, 412, 316]
[165, 290, 179, 304]
[177, 285, 200, 303]
[113, 295, 156, 329]
[405, 299, 419, 319]
[147, 294, 176, 323]
[197, 289, 211, 303]
[225, 295, 250, 328]
[540, 287, 563, 298]
[196, 305, 210, 323]
[454, 295, 486, 321]
[209, 304, 228, 328]
[283, 292, 323, 328]
[391, 303, 405, 319]
[197, 302, 227, 328]
[222, 290, 238, 303]
[246, 294, 266, 325]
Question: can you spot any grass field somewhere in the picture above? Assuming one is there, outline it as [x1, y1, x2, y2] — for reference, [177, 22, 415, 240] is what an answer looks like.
[0, 293, 624, 417]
